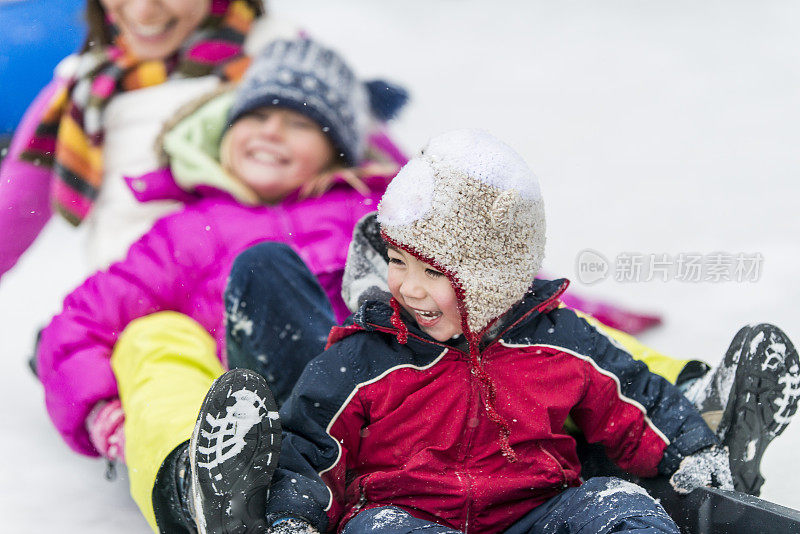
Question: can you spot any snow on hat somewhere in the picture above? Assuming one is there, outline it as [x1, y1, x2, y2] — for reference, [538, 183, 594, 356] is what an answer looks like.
[378, 129, 546, 337]
[227, 38, 407, 166]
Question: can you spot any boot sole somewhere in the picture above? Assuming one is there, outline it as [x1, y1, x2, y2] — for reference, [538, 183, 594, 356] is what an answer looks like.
[719, 324, 800, 495]
[189, 369, 282, 534]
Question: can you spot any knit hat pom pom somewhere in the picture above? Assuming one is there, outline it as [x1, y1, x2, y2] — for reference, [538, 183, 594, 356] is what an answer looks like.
[365, 79, 409, 121]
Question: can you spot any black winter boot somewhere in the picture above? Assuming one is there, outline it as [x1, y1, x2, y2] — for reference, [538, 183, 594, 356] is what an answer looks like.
[686, 324, 800, 495]
[188, 368, 282, 534]
[152, 441, 195, 533]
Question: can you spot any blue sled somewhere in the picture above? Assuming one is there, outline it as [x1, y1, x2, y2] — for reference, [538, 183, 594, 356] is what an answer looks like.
[0, 0, 85, 137]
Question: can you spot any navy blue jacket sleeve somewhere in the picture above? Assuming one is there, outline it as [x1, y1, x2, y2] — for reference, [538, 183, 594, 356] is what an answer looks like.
[264, 337, 366, 531]
[547, 308, 718, 474]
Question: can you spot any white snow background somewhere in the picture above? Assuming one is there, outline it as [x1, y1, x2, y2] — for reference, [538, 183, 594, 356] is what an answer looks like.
[1, 0, 799, 530]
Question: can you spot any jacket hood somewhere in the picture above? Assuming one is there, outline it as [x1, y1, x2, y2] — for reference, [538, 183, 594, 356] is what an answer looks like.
[341, 213, 393, 313]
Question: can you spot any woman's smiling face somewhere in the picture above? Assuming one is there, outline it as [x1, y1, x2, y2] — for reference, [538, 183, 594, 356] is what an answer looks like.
[99, 0, 211, 60]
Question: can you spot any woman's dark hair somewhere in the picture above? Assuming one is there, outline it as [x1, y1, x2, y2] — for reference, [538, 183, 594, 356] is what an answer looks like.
[82, 0, 267, 51]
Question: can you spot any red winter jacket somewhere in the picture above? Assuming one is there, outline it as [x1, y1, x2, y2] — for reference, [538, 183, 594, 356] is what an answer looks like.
[264, 279, 717, 533]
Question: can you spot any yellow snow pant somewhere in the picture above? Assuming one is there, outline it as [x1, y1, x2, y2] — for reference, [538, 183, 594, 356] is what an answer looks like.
[111, 311, 225, 532]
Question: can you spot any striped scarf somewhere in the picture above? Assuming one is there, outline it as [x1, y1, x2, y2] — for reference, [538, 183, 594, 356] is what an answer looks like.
[20, 0, 255, 225]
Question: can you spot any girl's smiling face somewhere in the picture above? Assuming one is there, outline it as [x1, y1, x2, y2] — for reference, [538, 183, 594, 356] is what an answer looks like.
[222, 107, 335, 204]
[387, 245, 463, 342]
[100, 0, 211, 60]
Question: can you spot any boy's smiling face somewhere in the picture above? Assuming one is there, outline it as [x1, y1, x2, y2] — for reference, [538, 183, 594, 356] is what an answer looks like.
[387, 245, 463, 342]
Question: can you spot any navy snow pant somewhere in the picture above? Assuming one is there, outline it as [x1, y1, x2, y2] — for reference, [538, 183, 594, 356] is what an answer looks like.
[224, 242, 336, 405]
[341, 477, 678, 534]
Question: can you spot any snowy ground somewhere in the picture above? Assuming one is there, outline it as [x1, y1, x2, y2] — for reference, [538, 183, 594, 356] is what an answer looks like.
[1, 1, 799, 531]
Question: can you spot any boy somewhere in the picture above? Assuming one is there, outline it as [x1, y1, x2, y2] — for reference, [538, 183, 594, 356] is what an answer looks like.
[256, 130, 733, 533]
[338, 216, 800, 497]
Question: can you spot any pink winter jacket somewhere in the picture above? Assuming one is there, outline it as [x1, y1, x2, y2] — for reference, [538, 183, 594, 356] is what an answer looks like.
[36, 169, 391, 456]
[0, 81, 60, 278]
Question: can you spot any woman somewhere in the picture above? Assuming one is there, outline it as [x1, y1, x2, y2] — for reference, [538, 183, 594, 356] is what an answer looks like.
[0, 0, 292, 279]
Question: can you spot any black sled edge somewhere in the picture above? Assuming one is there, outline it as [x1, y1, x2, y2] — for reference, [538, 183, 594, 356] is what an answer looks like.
[643, 477, 800, 534]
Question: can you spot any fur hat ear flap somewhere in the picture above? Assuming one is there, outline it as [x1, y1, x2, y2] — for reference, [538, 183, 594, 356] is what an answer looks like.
[490, 189, 520, 231]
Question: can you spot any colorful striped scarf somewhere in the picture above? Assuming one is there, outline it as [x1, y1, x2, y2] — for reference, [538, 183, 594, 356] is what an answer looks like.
[20, 0, 255, 225]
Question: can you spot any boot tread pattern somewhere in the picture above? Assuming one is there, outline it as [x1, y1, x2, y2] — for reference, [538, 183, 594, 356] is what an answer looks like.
[720, 324, 800, 495]
[189, 369, 282, 533]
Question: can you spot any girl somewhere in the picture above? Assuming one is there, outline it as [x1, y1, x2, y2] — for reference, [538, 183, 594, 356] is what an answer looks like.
[35, 37, 406, 532]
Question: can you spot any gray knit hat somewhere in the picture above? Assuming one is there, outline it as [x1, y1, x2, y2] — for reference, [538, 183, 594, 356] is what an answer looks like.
[377, 129, 546, 336]
[227, 38, 369, 166]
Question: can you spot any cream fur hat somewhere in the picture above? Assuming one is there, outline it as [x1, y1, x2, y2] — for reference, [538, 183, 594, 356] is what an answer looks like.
[378, 129, 546, 337]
